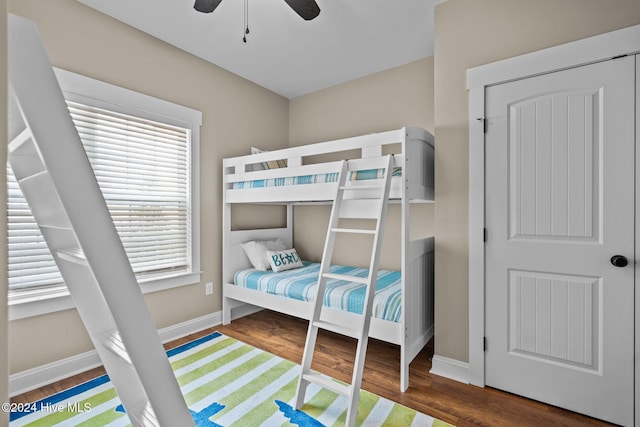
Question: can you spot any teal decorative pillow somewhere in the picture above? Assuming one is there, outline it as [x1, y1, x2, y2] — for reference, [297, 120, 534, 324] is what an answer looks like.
[267, 248, 303, 272]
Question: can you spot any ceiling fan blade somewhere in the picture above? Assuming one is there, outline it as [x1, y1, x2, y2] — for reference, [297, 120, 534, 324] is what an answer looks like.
[283, 0, 320, 20]
[194, 0, 223, 13]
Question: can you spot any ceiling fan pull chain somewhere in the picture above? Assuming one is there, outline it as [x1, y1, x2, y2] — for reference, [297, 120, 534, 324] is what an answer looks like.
[243, 0, 250, 43]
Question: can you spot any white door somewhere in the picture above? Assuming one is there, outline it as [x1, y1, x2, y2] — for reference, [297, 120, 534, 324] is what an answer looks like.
[485, 56, 635, 426]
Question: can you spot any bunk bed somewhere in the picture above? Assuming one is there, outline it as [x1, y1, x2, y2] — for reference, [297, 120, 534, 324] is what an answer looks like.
[222, 127, 434, 392]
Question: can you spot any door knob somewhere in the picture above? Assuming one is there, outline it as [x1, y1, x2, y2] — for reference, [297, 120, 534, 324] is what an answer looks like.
[610, 255, 628, 267]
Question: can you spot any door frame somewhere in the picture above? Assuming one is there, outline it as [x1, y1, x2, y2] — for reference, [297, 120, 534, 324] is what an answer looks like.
[467, 22, 640, 418]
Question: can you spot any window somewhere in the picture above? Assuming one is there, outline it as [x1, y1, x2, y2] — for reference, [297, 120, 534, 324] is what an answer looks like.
[8, 69, 201, 319]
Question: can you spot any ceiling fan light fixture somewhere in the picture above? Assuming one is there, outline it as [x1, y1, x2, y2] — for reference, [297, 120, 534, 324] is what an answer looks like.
[193, 0, 223, 14]
[283, 0, 321, 20]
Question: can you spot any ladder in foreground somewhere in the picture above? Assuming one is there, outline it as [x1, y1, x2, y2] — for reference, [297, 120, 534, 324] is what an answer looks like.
[7, 15, 194, 427]
[294, 154, 394, 427]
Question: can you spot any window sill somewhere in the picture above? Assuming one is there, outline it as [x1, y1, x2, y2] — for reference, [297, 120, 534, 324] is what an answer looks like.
[8, 271, 202, 321]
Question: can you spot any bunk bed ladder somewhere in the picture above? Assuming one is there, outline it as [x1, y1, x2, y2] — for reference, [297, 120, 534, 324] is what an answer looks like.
[8, 15, 195, 427]
[294, 154, 394, 427]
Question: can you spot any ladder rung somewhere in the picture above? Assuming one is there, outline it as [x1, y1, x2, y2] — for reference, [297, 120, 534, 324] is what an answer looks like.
[322, 272, 369, 284]
[313, 320, 360, 339]
[16, 171, 46, 185]
[130, 401, 159, 427]
[302, 372, 351, 397]
[56, 248, 86, 264]
[99, 331, 132, 364]
[338, 199, 381, 219]
[339, 183, 383, 191]
[39, 225, 73, 232]
[331, 227, 376, 235]
[8, 128, 32, 153]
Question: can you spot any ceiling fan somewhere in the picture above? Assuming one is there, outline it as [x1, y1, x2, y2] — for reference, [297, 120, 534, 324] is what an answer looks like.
[193, 0, 321, 21]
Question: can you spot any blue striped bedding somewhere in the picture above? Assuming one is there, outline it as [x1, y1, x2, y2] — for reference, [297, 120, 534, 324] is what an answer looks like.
[233, 261, 402, 322]
[232, 167, 402, 190]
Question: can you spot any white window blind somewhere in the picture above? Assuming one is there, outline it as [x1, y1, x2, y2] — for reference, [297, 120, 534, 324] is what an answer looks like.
[7, 171, 62, 290]
[8, 100, 191, 292]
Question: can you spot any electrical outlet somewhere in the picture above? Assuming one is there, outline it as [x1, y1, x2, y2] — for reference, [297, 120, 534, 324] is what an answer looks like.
[205, 282, 213, 295]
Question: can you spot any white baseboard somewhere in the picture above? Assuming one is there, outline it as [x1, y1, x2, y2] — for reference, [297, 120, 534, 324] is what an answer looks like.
[430, 355, 470, 384]
[8, 351, 103, 399]
[157, 311, 221, 344]
[9, 311, 222, 397]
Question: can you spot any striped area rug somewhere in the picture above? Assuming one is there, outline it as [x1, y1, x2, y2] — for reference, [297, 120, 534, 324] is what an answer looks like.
[10, 332, 452, 426]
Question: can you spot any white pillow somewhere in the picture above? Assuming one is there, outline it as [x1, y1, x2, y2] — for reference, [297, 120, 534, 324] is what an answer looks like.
[240, 238, 287, 271]
[266, 248, 304, 272]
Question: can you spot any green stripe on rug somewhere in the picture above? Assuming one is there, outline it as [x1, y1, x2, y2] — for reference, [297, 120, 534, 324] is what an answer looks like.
[350, 390, 378, 424]
[381, 402, 417, 426]
[228, 377, 298, 427]
[10, 332, 455, 427]
[20, 387, 119, 427]
[185, 350, 273, 404]
[300, 387, 341, 420]
[76, 400, 124, 427]
[172, 334, 237, 371]
[216, 359, 293, 409]
[178, 344, 255, 387]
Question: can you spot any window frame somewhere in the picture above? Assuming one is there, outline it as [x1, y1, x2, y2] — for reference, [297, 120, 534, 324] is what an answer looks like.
[8, 68, 202, 320]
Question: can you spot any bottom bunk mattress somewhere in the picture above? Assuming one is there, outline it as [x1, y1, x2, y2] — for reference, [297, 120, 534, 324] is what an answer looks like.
[233, 261, 402, 323]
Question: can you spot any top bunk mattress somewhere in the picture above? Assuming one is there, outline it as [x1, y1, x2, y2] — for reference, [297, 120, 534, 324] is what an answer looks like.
[231, 167, 401, 190]
[233, 261, 401, 322]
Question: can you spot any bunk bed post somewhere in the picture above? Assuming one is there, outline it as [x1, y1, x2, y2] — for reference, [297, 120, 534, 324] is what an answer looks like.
[400, 127, 410, 392]
[222, 162, 232, 325]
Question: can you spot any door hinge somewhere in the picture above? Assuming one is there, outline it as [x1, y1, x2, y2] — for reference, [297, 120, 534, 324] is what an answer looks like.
[484, 228, 487, 243]
[484, 337, 487, 352]
[477, 117, 487, 133]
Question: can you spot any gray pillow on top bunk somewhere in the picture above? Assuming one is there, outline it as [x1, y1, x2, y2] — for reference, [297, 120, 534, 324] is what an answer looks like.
[250, 147, 287, 171]
[240, 238, 287, 271]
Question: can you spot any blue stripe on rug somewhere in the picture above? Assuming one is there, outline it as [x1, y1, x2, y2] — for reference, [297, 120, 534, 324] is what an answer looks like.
[10, 375, 111, 421]
[166, 331, 222, 358]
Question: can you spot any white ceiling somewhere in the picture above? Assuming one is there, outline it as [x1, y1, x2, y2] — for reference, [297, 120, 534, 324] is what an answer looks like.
[78, 0, 438, 99]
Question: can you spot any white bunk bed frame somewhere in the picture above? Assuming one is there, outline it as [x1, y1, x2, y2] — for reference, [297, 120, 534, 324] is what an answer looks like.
[221, 127, 434, 391]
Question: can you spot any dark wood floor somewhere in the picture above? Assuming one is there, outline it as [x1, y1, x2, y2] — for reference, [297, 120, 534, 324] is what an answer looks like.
[12, 310, 613, 426]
